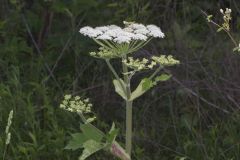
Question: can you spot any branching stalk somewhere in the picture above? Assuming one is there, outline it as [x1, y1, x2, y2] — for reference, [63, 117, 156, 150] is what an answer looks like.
[105, 59, 127, 95]
[149, 65, 163, 80]
[122, 55, 133, 157]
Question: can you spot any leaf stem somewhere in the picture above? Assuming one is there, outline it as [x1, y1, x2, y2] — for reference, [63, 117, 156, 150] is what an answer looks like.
[105, 59, 127, 95]
[149, 65, 163, 80]
[78, 112, 87, 123]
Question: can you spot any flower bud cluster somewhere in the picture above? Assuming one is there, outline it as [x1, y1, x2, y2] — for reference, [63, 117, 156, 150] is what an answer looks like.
[220, 8, 232, 31]
[122, 57, 157, 71]
[60, 95, 93, 114]
[90, 47, 116, 59]
[152, 55, 180, 66]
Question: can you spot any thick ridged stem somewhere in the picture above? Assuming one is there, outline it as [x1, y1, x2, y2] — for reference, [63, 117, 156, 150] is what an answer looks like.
[122, 55, 133, 158]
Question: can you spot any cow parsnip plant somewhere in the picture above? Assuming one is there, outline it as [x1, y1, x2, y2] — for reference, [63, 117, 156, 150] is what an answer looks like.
[60, 21, 179, 160]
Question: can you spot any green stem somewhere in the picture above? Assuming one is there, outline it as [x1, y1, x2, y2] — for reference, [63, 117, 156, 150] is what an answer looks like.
[105, 59, 127, 95]
[149, 65, 163, 80]
[78, 112, 87, 123]
[125, 100, 133, 157]
[2, 144, 8, 160]
[122, 55, 133, 158]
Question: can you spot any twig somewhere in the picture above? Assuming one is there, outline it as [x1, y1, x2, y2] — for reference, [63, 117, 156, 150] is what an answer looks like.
[200, 9, 238, 47]
[48, 13, 87, 78]
[21, 13, 63, 95]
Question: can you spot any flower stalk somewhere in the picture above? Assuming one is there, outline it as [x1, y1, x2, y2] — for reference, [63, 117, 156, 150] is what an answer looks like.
[122, 55, 133, 156]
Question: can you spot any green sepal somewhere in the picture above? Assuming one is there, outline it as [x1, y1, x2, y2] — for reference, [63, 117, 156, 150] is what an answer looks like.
[130, 78, 153, 101]
[105, 123, 119, 148]
[113, 79, 127, 100]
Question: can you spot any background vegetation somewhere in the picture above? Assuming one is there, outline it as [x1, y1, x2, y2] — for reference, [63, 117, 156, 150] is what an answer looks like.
[0, 0, 240, 159]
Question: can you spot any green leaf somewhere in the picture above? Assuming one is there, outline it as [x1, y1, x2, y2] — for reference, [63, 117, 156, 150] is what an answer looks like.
[142, 78, 153, 90]
[113, 79, 127, 100]
[130, 78, 153, 101]
[154, 74, 172, 82]
[65, 124, 105, 153]
[80, 123, 104, 142]
[65, 133, 88, 150]
[79, 140, 105, 160]
[106, 123, 119, 146]
[130, 74, 172, 101]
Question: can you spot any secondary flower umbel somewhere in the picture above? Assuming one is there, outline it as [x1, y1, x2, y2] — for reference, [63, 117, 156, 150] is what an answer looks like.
[60, 95, 96, 123]
[79, 22, 165, 59]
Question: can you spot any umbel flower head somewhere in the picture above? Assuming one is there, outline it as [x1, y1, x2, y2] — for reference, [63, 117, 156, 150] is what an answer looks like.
[60, 95, 92, 114]
[79, 21, 165, 59]
[152, 55, 180, 66]
[122, 57, 157, 72]
[60, 95, 96, 123]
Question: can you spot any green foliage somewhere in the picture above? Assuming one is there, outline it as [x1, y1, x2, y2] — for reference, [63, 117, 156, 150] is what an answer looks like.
[130, 74, 171, 100]
[65, 122, 126, 160]
[79, 140, 104, 160]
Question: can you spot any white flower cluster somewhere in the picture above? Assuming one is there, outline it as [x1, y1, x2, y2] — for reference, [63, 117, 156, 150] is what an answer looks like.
[60, 95, 93, 114]
[122, 57, 157, 71]
[220, 8, 232, 15]
[79, 22, 165, 44]
[152, 55, 180, 66]
[220, 8, 232, 31]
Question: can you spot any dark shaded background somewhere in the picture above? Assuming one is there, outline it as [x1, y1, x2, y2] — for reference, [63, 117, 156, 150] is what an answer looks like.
[0, 0, 240, 159]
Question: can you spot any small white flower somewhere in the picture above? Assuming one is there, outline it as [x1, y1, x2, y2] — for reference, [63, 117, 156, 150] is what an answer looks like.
[75, 96, 81, 100]
[64, 94, 72, 100]
[79, 26, 102, 38]
[149, 30, 165, 38]
[226, 8, 232, 13]
[105, 28, 122, 37]
[108, 25, 121, 30]
[117, 31, 135, 38]
[147, 25, 165, 38]
[114, 36, 131, 44]
[220, 9, 224, 14]
[123, 27, 134, 33]
[95, 26, 109, 32]
[128, 23, 146, 30]
[132, 33, 148, 41]
[147, 24, 160, 30]
[60, 104, 66, 109]
[134, 28, 149, 35]
[96, 34, 113, 40]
